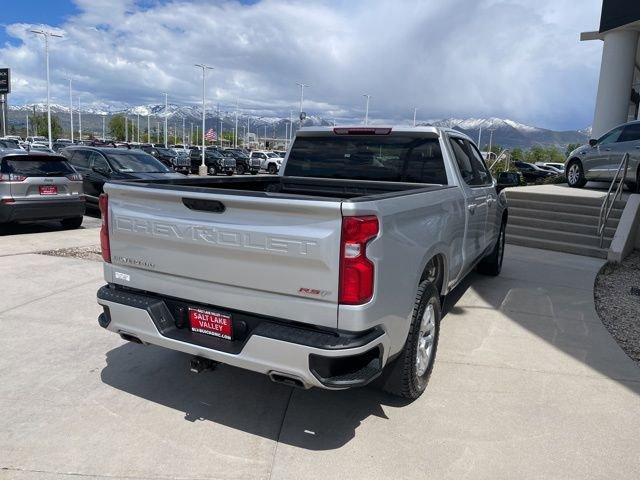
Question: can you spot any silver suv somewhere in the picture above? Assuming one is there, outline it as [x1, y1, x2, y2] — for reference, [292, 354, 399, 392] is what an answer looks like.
[566, 120, 640, 191]
[0, 150, 85, 228]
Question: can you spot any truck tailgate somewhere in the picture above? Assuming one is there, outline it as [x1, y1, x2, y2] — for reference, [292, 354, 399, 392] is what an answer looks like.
[104, 183, 343, 328]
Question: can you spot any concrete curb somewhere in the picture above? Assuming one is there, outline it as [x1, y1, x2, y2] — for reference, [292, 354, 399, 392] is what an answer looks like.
[608, 194, 640, 262]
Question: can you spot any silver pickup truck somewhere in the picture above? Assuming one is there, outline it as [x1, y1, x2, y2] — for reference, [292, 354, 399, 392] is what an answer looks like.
[96, 126, 516, 399]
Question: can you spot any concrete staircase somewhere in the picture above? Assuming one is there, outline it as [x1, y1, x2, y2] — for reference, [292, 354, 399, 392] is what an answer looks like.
[505, 189, 625, 259]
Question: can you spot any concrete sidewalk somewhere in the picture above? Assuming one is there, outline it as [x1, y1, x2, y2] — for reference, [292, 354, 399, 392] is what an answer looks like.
[0, 245, 638, 479]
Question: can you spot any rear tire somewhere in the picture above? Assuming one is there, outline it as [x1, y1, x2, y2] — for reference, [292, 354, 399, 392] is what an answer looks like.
[566, 159, 586, 188]
[61, 216, 83, 229]
[477, 220, 506, 276]
[379, 281, 441, 399]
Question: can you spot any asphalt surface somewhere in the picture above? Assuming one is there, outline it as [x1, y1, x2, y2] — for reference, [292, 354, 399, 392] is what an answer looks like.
[0, 226, 639, 479]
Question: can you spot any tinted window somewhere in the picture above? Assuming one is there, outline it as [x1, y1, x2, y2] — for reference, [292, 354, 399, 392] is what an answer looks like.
[1, 157, 75, 176]
[105, 152, 170, 173]
[88, 152, 110, 171]
[285, 135, 448, 184]
[70, 150, 91, 168]
[466, 141, 493, 185]
[618, 124, 640, 143]
[599, 126, 623, 145]
[450, 138, 475, 185]
[0, 139, 20, 149]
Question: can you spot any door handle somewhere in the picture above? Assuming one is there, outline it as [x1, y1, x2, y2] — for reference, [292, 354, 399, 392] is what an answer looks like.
[468, 204, 476, 214]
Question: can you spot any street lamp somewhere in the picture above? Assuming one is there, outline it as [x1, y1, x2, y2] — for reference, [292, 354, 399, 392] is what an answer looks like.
[162, 92, 169, 148]
[147, 114, 150, 143]
[102, 114, 106, 141]
[78, 96, 82, 142]
[67, 78, 74, 143]
[234, 99, 239, 148]
[413, 107, 418, 127]
[195, 64, 214, 176]
[31, 29, 63, 149]
[296, 82, 309, 131]
[362, 94, 371, 125]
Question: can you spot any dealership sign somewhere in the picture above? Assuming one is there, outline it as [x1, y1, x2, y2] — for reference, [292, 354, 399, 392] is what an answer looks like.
[0, 68, 10, 94]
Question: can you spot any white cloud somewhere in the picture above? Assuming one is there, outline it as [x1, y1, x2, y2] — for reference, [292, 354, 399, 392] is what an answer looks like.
[0, 0, 603, 129]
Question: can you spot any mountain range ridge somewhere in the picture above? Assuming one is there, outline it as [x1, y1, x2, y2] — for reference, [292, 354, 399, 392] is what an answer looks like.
[5, 103, 590, 149]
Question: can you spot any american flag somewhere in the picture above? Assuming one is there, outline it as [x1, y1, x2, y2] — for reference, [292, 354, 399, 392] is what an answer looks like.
[205, 128, 217, 141]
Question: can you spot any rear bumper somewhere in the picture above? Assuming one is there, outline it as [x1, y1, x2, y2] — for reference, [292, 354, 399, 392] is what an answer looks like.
[0, 197, 85, 223]
[97, 285, 388, 389]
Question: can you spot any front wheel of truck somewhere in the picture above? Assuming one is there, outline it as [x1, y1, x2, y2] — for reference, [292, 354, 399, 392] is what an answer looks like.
[379, 281, 441, 399]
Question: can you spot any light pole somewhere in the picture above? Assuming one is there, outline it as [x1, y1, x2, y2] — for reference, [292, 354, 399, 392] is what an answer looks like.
[477, 127, 482, 148]
[296, 82, 309, 131]
[182, 117, 185, 145]
[31, 29, 62, 149]
[413, 107, 417, 127]
[362, 94, 371, 125]
[234, 99, 239, 148]
[102, 114, 106, 141]
[68, 78, 74, 143]
[137, 113, 140, 143]
[195, 64, 214, 175]
[26, 113, 29, 138]
[156, 121, 160, 143]
[147, 114, 150, 143]
[162, 93, 169, 148]
[125, 116, 128, 142]
[78, 96, 82, 142]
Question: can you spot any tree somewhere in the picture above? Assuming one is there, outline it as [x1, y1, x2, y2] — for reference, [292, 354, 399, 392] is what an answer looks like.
[29, 113, 63, 140]
[565, 143, 581, 158]
[510, 147, 524, 161]
[109, 114, 139, 142]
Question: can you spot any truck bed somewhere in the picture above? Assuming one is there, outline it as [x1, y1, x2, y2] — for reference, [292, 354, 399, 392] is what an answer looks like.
[113, 175, 449, 201]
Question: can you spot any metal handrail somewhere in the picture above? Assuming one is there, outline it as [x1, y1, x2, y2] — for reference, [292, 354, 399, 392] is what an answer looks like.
[598, 152, 629, 247]
[489, 149, 510, 171]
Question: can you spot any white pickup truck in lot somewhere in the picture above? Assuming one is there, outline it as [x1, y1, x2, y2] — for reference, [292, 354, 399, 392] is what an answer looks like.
[96, 126, 516, 399]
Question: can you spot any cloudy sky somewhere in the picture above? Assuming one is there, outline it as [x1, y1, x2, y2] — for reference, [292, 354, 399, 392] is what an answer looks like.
[0, 0, 604, 129]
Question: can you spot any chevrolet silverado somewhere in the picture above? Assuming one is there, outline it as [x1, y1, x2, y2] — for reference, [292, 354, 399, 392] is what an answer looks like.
[96, 126, 515, 399]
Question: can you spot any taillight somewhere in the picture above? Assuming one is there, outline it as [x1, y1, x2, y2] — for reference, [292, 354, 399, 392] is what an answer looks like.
[333, 127, 392, 135]
[99, 193, 111, 263]
[339, 216, 379, 305]
[0, 173, 27, 181]
[66, 173, 82, 181]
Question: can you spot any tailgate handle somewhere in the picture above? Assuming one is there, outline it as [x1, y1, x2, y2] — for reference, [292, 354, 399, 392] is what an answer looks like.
[182, 198, 226, 213]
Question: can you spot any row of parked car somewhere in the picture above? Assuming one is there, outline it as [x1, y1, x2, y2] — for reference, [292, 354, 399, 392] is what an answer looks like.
[0, 138, 288, 229]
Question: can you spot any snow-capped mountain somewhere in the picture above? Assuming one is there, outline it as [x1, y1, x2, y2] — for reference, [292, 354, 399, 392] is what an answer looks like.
[421, 117, 588, 148]
[6, 103, 588, 148]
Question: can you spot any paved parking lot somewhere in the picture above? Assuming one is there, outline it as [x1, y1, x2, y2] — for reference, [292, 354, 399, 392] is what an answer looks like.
[1, 225, 639, 479]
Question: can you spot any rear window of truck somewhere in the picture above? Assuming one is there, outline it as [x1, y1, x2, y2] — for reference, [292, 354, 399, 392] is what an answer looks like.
[285, 135, 447, 184]
[1, 156, 75, 176]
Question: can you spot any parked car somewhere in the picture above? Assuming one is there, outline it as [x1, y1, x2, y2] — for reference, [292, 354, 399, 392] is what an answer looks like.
[189, 147, 236, 175]
[0, 139, 23, 150]
[25, 136, 48, 144]
[222, 149, 257, 175]
[534, 162, 563, 174]
[140, 145, 190, 174]
[566, 120, 640, 191]
[95, 126, 518, 399]
[542, 162, 566, 171]
[28, 143, 55, 154]
[0, 150, 85, 228]
[52, 140, 73, 153]
[62, 146, 185, 205]
[250, 150, 281, 174]
[513, 161, 555, 183]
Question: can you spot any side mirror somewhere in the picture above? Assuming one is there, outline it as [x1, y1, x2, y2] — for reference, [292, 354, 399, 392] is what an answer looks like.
[589, 138, 598, 147]
[496, 172, 520, 191]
